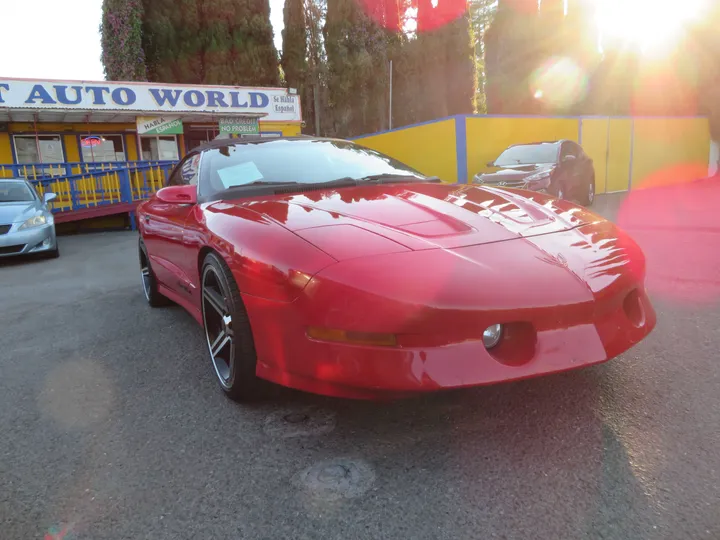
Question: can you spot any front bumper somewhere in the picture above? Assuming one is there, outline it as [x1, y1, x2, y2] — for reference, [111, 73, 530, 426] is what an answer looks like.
[0, 223, 57, 258]
[242, 221, 655, 400]
[245, 287, 656, 400]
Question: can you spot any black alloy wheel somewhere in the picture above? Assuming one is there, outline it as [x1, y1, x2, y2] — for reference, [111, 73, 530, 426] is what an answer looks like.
[201, 252, 264, 401]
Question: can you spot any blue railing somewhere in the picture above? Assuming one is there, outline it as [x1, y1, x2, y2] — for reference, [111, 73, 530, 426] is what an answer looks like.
[0, 160, 178, 181]
[0, 160, 179, 219]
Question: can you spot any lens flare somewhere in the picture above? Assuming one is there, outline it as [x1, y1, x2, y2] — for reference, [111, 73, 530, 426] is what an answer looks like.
[618, 172, 720, 304]
[530, 57, 588, 111]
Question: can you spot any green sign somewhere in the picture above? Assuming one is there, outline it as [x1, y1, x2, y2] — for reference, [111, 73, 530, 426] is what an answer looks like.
[219, 116, 259, 135]
[137, 116, 184, 135]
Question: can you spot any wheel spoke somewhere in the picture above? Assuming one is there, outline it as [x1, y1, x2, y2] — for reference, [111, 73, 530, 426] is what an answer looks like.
[203, 286, 227, 316]
[210, 331, 231, 358]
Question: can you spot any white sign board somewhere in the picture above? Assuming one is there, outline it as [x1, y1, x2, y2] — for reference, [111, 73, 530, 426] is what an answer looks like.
[0, 79, 302, 122]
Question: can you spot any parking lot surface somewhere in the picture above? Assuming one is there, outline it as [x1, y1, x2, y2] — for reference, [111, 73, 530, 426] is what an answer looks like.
[2, 194, 719, 540]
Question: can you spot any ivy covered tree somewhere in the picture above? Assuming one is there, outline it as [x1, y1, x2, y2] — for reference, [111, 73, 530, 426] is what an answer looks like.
[100, 0, 147, 81]
[102, 0, 280, 85]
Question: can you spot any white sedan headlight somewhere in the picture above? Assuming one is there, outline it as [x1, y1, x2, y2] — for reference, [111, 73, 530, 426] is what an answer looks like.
[18, 214, 50, 230]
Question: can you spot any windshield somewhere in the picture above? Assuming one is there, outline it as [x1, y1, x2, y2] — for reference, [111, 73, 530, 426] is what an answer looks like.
[0, 182, 35, 203]
[493, 143, 559, 167]
[199, 139, 424, 197]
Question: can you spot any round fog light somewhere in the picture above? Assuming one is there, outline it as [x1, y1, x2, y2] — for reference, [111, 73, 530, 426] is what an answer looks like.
[483, 324, 503, 349]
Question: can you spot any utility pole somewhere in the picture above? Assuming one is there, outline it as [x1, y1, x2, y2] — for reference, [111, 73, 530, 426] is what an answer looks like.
[388, 60, 393, 130]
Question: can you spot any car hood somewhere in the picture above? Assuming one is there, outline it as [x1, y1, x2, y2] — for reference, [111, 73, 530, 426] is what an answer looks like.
[238, 183, 601, 261]
[0, 201, 44, 224]
[476, 163, 555, 184]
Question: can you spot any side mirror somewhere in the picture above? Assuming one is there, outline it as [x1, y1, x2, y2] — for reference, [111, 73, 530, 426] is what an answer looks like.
[43, 192, 57, 203]
[156, 184, 197, 205]
[562, 155, 576, 163]
[486, 161, 496, 167]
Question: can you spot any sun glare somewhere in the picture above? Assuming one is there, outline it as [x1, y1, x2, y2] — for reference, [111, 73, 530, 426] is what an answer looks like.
[594, 0, 708, 54]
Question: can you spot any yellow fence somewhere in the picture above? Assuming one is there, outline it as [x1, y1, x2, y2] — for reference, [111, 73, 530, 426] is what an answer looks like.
[356, 115, 711, 194]
[354, 119, 459, 182]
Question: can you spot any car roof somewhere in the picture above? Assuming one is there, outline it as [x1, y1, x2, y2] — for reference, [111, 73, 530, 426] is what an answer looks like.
[0, 178, 29, 184]
[191, 135, 348, 154]
[508, 140, 565, 148]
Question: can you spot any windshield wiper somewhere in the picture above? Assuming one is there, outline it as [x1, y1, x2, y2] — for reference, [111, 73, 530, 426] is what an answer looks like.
[357, 173, 442, 184]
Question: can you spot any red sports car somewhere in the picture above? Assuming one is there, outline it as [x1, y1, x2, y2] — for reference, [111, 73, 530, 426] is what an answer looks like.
[137, 136, 656, 401]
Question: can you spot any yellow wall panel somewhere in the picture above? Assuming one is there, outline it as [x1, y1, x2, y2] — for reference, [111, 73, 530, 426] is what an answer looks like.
[64, 134, 80, 162]
[465, 117, 579, 180]
[0, 133, 13, 176]
[606, 119, 633, 192]
[631, 118, 710, 189]
[126, 134, 139, 161]
[262, 122, 302, 136]
[580, 118, 609, 194]
[355, 120, 458, 182]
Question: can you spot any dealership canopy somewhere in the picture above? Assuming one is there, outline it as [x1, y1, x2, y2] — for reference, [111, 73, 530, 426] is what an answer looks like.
[0, 78, 302, 124]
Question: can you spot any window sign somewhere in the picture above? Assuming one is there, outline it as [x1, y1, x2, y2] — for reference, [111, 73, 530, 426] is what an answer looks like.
[219, 117, 259, 135]
[137, 116, 184, 135]
[81, 135, 126, 162]
[217, 161, 264, 187]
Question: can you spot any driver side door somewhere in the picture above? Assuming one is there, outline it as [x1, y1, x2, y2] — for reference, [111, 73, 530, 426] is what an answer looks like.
[142, 153, 201, 295]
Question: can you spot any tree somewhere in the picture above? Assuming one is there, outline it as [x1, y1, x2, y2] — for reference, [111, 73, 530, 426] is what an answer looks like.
[470, 0, 498, 112]
[324, 0, 398, 136]
[100, 0, 148, 81]
[103, 0, 280, 85]
[282, 0, 308, 90]
[484, 0, 542, 113]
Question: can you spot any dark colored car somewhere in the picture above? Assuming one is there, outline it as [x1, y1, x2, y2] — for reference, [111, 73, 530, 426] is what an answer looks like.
[472, 140, 596, 206]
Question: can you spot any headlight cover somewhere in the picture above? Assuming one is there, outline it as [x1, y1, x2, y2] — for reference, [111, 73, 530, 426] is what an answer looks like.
[524, 170, 552, 183]
[18, 214, 50, 230]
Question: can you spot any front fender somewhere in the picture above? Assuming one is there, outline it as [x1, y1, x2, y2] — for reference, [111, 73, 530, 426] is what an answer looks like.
[203, 201, 337, 302]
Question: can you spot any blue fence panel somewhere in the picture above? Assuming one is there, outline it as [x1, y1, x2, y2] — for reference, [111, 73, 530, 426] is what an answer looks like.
[9, 160, 180, 216]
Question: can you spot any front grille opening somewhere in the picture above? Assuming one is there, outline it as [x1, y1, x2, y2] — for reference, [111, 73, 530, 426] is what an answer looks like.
[0, 245, 25, 255]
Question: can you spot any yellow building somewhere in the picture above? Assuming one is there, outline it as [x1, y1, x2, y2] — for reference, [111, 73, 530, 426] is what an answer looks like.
[0, 77, 302, 175]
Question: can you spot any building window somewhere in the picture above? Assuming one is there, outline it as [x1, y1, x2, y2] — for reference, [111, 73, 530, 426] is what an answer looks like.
[13, 135, 65, 164]
[80, 135, 126, 163]
[141, 135, 180, 161]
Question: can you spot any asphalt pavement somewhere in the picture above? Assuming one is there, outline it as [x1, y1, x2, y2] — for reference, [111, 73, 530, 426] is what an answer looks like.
[1, 192, 719, 540]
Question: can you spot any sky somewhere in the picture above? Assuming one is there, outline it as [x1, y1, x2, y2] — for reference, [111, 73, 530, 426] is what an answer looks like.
[0, 0, 286, 82]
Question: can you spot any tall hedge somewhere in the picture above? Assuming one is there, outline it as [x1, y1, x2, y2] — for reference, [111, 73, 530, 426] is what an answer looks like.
[102, 0, 280, 85]
[100, 0, 148, 81]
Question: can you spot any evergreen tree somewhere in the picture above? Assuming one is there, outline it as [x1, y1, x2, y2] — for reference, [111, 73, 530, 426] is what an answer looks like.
[100, 0, 148, 80]
[103, 0, 280, 85]
[282, 0, 308, 90]
[484, 0, 542, 113]
[324, 0, 397, 136]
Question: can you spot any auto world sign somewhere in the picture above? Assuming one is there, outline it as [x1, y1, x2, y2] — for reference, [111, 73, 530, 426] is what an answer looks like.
[0, 79, 302, 122]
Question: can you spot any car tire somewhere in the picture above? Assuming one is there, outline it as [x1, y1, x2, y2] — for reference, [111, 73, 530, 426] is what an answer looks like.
[201, 252, 265, 402]
[580, 174, 596, 207]
[139, 239, 170, 307]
